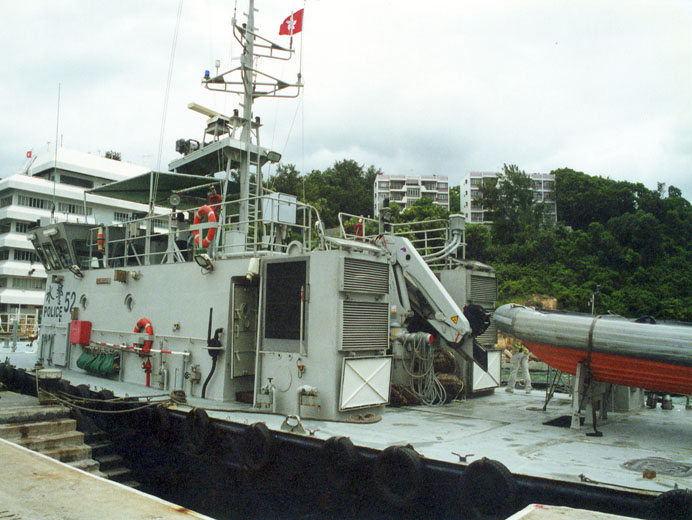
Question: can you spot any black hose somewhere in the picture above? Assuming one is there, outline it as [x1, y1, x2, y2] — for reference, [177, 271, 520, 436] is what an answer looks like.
[201, 355, 217, 399]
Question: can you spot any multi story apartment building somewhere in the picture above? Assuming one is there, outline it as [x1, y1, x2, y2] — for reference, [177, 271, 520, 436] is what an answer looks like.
[373, 174, 449, 216]
[0, 146, 150, 331]
[461, 171, 557, 224]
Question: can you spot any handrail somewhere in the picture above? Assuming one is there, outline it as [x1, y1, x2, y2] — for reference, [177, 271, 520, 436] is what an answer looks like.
[337, 212, 463, 270]
[85, 194, 324, 269]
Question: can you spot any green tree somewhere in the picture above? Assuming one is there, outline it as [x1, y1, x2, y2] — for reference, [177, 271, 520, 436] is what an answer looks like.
[267, 163, 302, 196]
[477, 164, 543, 243]
[554, 168, 638, 230]
[267, 160, 382, 227]
[273, 159, 692, 321]
[449, 185, 460, 212]
[397, 196, 449, 223]
[606, 211, 663, 266]
[465, 223, 492, 263]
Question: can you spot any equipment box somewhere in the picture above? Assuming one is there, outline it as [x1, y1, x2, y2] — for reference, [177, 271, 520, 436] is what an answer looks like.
[69, 320, 92, 345]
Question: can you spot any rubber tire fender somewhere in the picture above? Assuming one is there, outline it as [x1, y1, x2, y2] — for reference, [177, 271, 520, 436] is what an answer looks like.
[149, 404, 174, 444]
[97, 389, 115, 401]
[648, 489, 692, 520]
[459, 457, 517, 519]
[75, 384, 93, 400]
[184, 407, 212, 454]
[6, 367, 17, 390]
[12, 368, 26, 392]
[17, 368, 34, 395]
[372, 445, 424, 508]
[321, 436, 359, 493]
[57, 379, 71, 396]
[241, 422, 276, 472]
[93, 389, 115, 430]
[0, 363, 10, 384]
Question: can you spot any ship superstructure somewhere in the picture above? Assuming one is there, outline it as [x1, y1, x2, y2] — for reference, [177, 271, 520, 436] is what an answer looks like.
[26, 0, 494, 423]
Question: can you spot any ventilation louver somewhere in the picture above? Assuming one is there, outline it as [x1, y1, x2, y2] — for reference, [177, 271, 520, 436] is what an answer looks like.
[341, 301, 389, 350]
[342, 258, 389, 294]
[470, 275, 497, 303]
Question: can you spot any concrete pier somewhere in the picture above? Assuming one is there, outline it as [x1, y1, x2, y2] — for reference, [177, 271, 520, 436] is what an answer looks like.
[0, 438, 214, 519]
[0, 388, 213, 520]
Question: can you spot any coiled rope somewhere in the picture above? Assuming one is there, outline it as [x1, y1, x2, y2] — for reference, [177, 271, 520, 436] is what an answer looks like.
[401, 334, 447, 406]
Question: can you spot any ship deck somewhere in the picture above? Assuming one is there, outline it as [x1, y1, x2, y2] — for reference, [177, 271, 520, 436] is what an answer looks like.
[6, 347, 692, 497]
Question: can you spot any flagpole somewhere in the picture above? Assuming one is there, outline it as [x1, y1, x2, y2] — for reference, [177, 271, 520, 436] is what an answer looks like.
[52, 83, 61, 223]
[299, 3, 305, 77]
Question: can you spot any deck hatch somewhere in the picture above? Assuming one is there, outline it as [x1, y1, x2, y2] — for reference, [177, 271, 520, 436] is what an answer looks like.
[341, 301, 389, 350]
[339, 356, 392, 410]
[622, 457, 692, 477]
[342, 258, 388, 295]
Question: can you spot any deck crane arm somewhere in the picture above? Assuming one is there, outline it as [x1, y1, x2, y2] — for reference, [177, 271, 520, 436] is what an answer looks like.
[379, 234, 479, 363]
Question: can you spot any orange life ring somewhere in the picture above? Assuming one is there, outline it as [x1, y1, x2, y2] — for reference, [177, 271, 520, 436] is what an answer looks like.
[192, 205, 217, 248]
[134, 318, 154, 355]
[96, 227, 104, 254]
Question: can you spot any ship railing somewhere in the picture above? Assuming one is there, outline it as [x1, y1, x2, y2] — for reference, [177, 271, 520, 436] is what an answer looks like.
[0, 311, 40, 339]
[86, 194, 324, 268]
[337, 212, 462, 270]
[215, 192, 324, 257]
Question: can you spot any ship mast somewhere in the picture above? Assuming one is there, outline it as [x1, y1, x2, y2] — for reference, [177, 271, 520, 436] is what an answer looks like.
[201, 0, 302, 237]
[237, 0, 256, 232]
[169, 1, 302, 246]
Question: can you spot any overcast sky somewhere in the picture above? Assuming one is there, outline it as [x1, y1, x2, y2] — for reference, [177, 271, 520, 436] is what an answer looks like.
[1, 1, 691, 200]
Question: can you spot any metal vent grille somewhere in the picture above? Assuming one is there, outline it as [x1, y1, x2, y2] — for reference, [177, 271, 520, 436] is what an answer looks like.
[342, 258, 389, 294]
[470, 275, 497, 303]
[341, 301, 389, 349]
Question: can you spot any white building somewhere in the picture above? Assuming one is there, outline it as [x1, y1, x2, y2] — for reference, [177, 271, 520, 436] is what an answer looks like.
[461, 171, 557, 224]
[373, 174, 449, 216]
[0, 147, 151, 330]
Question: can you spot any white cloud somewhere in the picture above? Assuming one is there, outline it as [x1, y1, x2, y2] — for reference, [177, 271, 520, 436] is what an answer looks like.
[1, 0, 691, 200]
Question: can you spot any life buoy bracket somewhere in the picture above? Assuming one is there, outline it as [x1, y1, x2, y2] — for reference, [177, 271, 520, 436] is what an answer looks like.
[134, 318, 154, 356]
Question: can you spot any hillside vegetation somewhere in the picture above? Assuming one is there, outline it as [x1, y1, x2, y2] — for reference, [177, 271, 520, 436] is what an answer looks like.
[471, 165, 692, 320]
[269, 161, 692, 321]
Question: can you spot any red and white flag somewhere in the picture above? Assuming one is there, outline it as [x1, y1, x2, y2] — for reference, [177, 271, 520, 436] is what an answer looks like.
[279, 9, 304, 36]
[26, 151, 32, 159]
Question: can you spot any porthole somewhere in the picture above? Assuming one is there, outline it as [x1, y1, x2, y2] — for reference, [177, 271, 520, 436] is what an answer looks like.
[124, 294, 135, 311]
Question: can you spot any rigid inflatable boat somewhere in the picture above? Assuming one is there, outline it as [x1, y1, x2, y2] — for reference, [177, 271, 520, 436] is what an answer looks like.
[494, 304, 692, 395]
